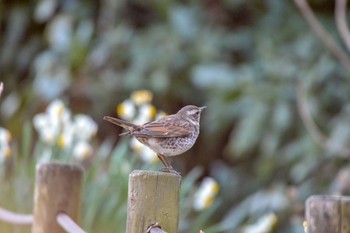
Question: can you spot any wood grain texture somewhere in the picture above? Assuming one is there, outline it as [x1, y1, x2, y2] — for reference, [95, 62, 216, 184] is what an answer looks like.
[32, 163, 84, 233]
[306, 195, 350, 233]
[126, 170, 181, 233]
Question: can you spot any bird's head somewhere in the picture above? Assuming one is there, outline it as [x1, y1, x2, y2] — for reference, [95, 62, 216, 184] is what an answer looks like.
[177, 105, 206, 124]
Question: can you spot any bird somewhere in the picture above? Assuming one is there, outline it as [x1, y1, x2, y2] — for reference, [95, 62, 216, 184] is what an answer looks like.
[103, 105, 206, 175]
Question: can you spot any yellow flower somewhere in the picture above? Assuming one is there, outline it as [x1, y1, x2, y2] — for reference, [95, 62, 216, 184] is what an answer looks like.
[57, 133, 72, 148]
[131, 90, 153, 105]
[193, 177, 220, 211]
[303, 221, 308, 233]
[117, 99, 136, 120]
[139, 104, 157, 119]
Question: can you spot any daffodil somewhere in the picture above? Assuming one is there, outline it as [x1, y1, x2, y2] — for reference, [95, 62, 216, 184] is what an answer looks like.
[303, 221, 308, 233]
[33, 99, 97, 161]
[193, 177, 220, 211]
[130, 137, 158, 163]
[242, 213, 277, 233]
[130, 90, 153, 105]
[155, 110, 167, 120]
[117, 99, 136, 121]
[115, 90, 166, 164]
[133, 104, 157, 125]
[73, 141, 93, 160]
[0, 127, 12, 162]
[33, 99, 71, 146]
[73, 114, 98, 141]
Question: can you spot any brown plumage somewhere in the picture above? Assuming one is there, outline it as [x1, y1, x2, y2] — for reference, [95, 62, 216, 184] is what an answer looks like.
[103, 105, 206, 174]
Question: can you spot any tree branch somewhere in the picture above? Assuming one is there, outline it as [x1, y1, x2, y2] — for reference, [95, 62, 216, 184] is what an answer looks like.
[296, 80, 350, 159]
[335, 0, 350, 51]
[294, 0, 350, 72]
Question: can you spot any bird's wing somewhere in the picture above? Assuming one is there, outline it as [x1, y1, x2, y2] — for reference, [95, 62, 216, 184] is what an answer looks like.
[130, 120, 191, 138]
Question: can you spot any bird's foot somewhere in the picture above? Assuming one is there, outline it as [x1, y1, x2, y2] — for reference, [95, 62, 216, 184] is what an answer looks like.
[160, 166, 181, 175]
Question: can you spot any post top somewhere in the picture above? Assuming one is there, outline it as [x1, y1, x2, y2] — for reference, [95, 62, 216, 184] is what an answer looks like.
[36, 162, 84, 174]
[307, 195, 350, 202]
[130, 170, 181, 178]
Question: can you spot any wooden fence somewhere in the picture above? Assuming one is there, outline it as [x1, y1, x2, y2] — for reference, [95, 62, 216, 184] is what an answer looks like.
[304, 195, 350, 233]
[0, 163, 180, 233]
[3, 162, 345, 233]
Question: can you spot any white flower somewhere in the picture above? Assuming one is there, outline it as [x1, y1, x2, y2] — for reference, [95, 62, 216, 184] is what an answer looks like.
[138, 103, 156, 121]
[133, 104, 156, 125]
[41, 124, 57, 144]
[117, 99, 136, 120]
[0, 127, 12, 162]
[155, 111, 167, 120]
[73, 141, 93, 160]
[33, 100, 71, 146]
[47, 99, 71, 123]
[303, 221, 308, 233]
[0, 82, 3, 97]
[0, 127, 11, 144]
[242, 213, 277, 233]
[57, 124, 74, 149]
[193, 177, 220, 211]
[130, 138, 158, 163]
[133, 115, 149, 125]
[72, 114, 97, 141]
[33, 99, 97, 161]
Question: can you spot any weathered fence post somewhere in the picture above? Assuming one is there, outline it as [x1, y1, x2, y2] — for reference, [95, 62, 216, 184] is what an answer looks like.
[126, 170, 181, 233]
[305, 195, 350, 233]
[32, 163, 84, 233]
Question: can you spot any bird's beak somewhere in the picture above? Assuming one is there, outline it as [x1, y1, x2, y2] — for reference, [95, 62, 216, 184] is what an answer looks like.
[199, 106, 206, 111]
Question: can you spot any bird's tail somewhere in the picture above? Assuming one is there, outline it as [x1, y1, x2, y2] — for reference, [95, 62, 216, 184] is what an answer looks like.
[103, 116, 138, 135]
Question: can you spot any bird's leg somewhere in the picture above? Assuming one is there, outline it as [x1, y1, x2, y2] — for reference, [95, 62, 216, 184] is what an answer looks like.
[157, 154, 180, 175]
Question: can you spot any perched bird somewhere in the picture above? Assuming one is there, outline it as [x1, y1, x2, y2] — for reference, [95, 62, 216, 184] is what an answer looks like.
[103, 105, 206, 175]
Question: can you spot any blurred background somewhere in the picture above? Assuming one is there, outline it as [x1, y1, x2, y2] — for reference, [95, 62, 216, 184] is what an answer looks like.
[1, 0, 350, 232]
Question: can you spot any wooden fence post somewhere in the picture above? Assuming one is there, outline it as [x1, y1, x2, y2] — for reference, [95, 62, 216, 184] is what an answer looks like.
[126, 170, 181, 233]
[305, 195, 350, 233]
[32, 163, 84, 233]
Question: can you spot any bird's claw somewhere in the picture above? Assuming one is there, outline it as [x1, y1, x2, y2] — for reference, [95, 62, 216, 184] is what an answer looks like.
[160, 166, 181, 175]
